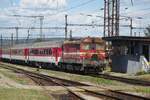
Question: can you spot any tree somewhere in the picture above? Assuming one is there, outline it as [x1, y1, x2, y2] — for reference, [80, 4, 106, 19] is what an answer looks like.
[144, 25, 150, 37]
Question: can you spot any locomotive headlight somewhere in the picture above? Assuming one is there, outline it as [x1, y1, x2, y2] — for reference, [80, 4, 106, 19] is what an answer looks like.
[90, 54, 100, 66]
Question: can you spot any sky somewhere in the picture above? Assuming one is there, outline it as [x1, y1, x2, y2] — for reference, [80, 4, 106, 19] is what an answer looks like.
[0, 0, 150, 39]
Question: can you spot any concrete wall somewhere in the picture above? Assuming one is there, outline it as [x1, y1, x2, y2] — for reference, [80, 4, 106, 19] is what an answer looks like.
[110, 41, 150, 74]
[111, 55, 141, 74]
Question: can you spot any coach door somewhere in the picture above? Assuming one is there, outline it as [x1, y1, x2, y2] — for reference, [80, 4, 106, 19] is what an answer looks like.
[53, 48, 59, 65]
[24, 48, 29, 62]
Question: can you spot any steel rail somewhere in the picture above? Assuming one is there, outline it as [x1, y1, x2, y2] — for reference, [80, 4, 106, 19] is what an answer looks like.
[0, 63, 150, 100]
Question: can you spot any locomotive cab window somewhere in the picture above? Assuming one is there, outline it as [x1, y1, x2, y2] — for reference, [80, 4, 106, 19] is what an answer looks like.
[91, 44, 96, 50]
[96, 43, 105, 50]
[82, 43, 104, 50]
[82, 44, 90, 50]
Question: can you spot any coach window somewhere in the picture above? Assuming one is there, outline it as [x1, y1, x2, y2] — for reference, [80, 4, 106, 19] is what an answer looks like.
[39, 50, 43, 55]
[43, 49, 47, 55]
[12, 50, 17, 55]
[45, 49, 49, 55]
[74, 44, 80, 50]
[44, 49, 49, 55]
[43, 49, 46, 55]
[18, 49, 23, 55]
[48, 49, 52, 55]
[30, 49, 39, 55]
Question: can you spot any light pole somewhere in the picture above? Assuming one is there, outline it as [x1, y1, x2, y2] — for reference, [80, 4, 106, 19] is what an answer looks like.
[79, 13, 104, 36]
[39, 16, 44, 40]
[120, 16, 143, 36]
[123, 16, 133, 36]
[136, 17, 143, 36]
[65, 14, 68, 40]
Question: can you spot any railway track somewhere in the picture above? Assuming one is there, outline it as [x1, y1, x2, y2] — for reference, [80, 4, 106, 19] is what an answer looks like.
[4, 60, 150, 87]
[0, 63, 87, 100]
[0, 63, 150, 100]
[93, 73, 150, 86]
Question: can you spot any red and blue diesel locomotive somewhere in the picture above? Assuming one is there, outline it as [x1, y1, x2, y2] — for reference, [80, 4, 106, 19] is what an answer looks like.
[0, 37, 106, 73]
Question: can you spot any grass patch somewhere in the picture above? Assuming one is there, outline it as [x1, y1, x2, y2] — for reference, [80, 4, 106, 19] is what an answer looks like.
[0, 69, 33, 85]
[41, 69, 122, 85]
[136, 71, 150, 75]
[135, 74, 150, 81]
[134, 88, 150, 94]
[2, 63, 150, 94]
[2, 64, 117, 85]
[0, 64, 132, 85]
[0, 88, 50, 100]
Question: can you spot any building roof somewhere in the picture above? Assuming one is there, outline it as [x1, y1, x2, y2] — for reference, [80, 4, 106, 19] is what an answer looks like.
[103, 36, 150, 42]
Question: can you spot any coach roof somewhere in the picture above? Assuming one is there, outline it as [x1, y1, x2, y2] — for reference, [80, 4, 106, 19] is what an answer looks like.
[10, 41, 63, 49]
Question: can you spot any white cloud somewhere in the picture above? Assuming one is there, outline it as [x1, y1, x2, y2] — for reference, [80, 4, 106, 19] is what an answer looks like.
[0, 0, 106, 37]
[20, 0, 67, 9]
[2, 0, 150, 37]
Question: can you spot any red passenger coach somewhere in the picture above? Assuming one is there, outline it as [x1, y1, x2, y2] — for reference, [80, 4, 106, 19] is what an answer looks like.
[1, 37, 106, 74]
[27, 42, 63, 68]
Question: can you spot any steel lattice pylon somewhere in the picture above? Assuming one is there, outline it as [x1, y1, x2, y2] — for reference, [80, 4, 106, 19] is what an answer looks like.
[104, 0, 120, 37]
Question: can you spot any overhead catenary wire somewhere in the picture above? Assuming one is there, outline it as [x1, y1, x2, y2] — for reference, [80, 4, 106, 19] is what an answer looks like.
[0, 27, 65, 30]
[6, 0, 97, 18]
[8, 0, 21, 26]
[26, 18, 38, 42]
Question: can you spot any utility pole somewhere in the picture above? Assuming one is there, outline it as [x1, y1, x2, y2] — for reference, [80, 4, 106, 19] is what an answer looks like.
[0, 35, 2, 60]
[107, 0, 110, 37]
[130, 18, 133, 36]
[139, 32, 140, 37]
[15, 27, 19, 44]
[11, 33, 13, 47]
[103, 0, 106, 37]
[40, 16, 44, 40]
[104, 0, 120, 37]
[70, 30, 72, 40]
[65, 15, 68, 40]
[26, 29, 30, 43]
[134, 32, 136, 36]
[111, 0, 115, 36]
[115, 0, 120, 36]
[9, 15, 45, 40]
[0, 35, 2, 49]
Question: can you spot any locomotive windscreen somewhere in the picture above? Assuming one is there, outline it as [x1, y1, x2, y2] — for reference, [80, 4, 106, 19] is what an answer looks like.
[81, 43, 104, 50]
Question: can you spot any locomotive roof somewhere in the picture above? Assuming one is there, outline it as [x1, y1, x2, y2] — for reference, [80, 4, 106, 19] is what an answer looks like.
[64, 37, 104, 44]
[10, 41, 63, 49]
[64, 39, 81, 44]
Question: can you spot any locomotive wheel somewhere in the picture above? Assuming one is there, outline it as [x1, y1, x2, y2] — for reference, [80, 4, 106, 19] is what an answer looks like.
[74, 65, 81, 72]
[61, 64, 66, 71]
[95, 68, 100, 74]
[57, 63, 62, 70]
[84, 68, 88, 74]
[66, 64, 74, 72]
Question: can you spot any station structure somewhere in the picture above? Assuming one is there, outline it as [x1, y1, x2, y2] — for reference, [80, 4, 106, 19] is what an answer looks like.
[103, 0, 150, 74]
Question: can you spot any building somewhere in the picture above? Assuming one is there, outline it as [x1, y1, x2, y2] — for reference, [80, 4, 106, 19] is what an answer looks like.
[103, 36, 150, 74]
